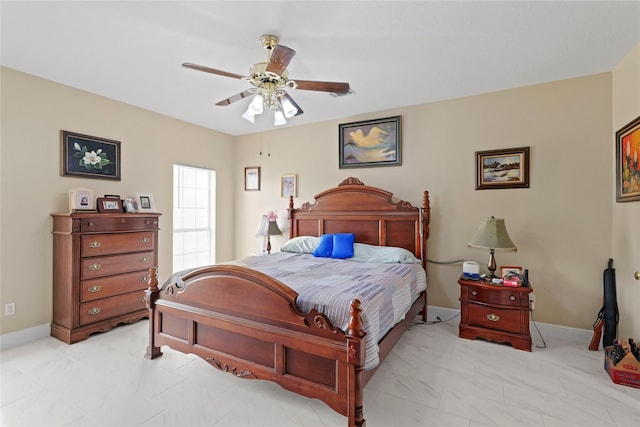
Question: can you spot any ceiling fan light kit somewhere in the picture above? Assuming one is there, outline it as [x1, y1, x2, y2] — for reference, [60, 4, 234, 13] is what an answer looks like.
[182, 34, 350, 126]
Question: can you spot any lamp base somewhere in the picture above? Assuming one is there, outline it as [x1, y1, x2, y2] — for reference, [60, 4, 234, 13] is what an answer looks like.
[487, 249, 497, 279]
[266, 236, 272, 254]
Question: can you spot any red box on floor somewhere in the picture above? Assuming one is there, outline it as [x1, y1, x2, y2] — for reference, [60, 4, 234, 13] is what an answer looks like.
[604, 339, 640, 388]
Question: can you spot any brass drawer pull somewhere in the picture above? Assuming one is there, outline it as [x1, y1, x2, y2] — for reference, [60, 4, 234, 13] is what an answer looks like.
[121, 219, 126, 223]
[471, 290, 477, 296]
[140, 256, 150, 263]
[509, 295, 516, 301]
[88, 222, 94, 227]
[88, 307, 101, 316]
[89, 263, 102, 271]
[145, 220, 150, 225]
[487, 313, 500, 322]
[89, 241, 102, 248]
[88, 285, 101, 293]
[140, 275, 149, 283]
[141, 237, 150, 244]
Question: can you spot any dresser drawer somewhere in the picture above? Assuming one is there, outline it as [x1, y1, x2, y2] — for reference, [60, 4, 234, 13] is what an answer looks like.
[467, 303, 521, 334]
[81, 232, 155, 257]
[79, 290, 147, 326]
[465, 286, 523, 307]
[81, 251, 155, 279]
[80, 216, 158, 233]
[81, 270, 150, 302]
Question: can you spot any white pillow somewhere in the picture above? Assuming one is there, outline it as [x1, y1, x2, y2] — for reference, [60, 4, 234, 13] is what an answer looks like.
[350, 243, 421, 264]
[280, 236, 320, 254]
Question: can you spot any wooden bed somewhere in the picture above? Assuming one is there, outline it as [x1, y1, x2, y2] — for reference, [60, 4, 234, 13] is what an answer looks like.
[145, 177, 430, 427]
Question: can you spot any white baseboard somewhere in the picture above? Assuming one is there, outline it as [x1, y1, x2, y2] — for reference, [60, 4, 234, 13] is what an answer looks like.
[0, 323, 50, 350]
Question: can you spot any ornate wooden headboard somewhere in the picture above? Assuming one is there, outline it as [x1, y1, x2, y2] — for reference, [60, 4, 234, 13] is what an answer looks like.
[287, 177, 430, 268]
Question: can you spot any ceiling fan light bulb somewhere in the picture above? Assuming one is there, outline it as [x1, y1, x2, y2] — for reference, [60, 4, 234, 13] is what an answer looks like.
[242, 107, 256, 123]
[274, 110, 287, 126]
[249, 94, 264, 115]
[281, 97, 298, 118]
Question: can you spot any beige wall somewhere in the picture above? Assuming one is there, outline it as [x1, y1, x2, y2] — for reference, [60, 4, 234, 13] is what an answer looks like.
[612, 42, 640, 339]
[0, 67, 236, 335]
[235, 73, 614, 331]
[2, 53, 635, 339]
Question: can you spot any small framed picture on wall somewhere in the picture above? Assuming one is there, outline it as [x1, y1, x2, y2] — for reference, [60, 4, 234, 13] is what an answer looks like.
[244, 166, 260, 191]
[281, 174, 297, 198]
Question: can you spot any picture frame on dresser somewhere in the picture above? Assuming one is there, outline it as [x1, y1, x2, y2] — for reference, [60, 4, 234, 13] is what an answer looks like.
[615, 115, 640, 202]
[135, 193, 156, 212]
[68, 187, 95, 212]
[96, 197, 123, 213]
[123, 195, 139, 213]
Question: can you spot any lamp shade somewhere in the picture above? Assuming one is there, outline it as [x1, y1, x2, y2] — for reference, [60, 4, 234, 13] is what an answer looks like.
[468, 216, 516, 251]
[256, 215, 283, 237]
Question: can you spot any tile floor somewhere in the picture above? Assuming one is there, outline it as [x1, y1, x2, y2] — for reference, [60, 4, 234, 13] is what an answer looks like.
[1, 315, 639, 426]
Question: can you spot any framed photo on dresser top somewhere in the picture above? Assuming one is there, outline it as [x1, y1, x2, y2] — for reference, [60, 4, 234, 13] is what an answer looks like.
[97, 196, 123, 213]
[68, 187, 95, 212]
[135, 193, 156, 212]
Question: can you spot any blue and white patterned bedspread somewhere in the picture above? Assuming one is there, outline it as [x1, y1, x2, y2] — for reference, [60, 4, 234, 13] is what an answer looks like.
[228, 252, 427, 370]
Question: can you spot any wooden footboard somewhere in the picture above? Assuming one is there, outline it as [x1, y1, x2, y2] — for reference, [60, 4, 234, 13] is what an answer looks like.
[145, 266, 368, 427]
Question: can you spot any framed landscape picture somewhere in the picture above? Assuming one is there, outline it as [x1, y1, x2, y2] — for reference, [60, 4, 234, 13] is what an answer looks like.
[476, 147, 530, 190]
[244, 166, 260, 191]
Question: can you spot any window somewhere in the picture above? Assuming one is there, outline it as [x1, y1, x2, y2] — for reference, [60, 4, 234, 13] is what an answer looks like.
[173, 164, 216, 271]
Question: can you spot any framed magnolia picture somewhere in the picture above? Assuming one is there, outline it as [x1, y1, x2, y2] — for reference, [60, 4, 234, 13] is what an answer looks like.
[615, 115, 640, 202]
[61, 130, 121, 181]
[476, 147, 530, 190]
[281, 174, 297, 198]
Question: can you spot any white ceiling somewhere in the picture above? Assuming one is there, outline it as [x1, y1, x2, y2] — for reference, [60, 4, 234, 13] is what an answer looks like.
[2, 1, 639, 136]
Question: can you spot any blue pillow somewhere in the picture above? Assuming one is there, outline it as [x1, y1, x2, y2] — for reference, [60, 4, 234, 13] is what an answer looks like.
[331, 233, 355, 259]
[312, 234, 334, 258]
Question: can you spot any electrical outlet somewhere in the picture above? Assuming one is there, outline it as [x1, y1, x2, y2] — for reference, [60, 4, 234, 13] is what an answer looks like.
[529, 294, 535, 311]
[5, 302, 16, 316]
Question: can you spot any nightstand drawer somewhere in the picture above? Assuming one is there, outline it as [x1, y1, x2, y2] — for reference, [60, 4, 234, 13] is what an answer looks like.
[467, 303, 521, 334]
[466, 286, 523, 307]
[81, 232, 155, 257]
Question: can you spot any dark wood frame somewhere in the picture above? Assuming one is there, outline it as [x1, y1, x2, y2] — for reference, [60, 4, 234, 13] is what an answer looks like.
[61, 130, 121, 181]
[96, 197, 123, 213]
[615, 115, 640, 202]
[146, 177, 430, 427]
[339, 116, 402, 168]
[476, 147, 530, 190]
[244, 166, 260, 191]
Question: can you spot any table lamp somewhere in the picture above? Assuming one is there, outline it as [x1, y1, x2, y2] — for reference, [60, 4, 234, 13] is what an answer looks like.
[468, 216, 516, 279]
[256, 213, 282, 254]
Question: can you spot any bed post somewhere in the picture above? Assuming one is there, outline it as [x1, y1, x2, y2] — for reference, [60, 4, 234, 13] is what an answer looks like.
[287, 194, 295, 239]
[421, 191, 430, 322]
[346, 299, 366, 427]
[144, 267, 162, 359]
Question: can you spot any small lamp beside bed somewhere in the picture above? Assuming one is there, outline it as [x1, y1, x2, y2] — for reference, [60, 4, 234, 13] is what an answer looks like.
[256, 212, 282, 254]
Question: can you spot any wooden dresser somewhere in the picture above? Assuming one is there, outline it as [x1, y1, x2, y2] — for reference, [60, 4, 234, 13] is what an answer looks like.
[51, 212, 160, 344]
[458, 277, 533, 351]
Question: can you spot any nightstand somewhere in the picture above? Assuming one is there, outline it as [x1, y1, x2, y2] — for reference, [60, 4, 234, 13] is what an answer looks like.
[458, 277, 533, 351]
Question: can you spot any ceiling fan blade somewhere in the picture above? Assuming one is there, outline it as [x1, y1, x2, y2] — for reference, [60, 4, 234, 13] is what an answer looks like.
[182, 62, 245, 80]
[265, 45, 296, 75]
[293, 80, 350, 94]
[282, 92, 304, 116]
[215, 90, 255, 106]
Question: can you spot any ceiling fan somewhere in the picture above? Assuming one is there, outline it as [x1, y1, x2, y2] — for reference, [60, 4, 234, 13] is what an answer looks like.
[182, 35, 351, 125]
